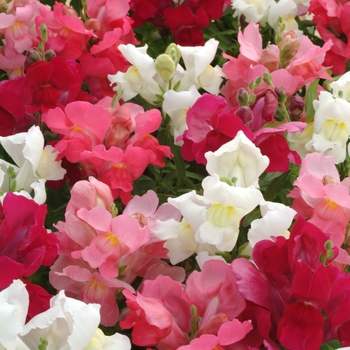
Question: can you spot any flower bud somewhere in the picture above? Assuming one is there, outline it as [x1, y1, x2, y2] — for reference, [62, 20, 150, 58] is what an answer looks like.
[165, 43, 181, 66]
[280, 30, 301, 68]
[289, 94, 304, 120]
[155, 54, 176, 82]
[24, 48, 42, 70]
[62, 4, 79, 17]
[261, 48, 280, 72]
[235, 106, 253, 124]
[237, 88, 250, 106]
[43, 49, 56, 62]
[85, 18, 101, 32]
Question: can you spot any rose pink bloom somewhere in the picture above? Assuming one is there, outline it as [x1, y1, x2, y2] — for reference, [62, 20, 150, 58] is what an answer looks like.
[177, 319, 253, 350]
[185, 260, 246, 333]
[126, 107, 173, 166]
[120, 275, 191, 348]
[123, 189, 181, 234]
[0, 3, 39, 58]
[35, 2, 93, 60]
[66, 176, 114, 213]
[98, 98, 136, 150]
[78, 144, 154, 203]
[0, 50, 26, 78]
[288, 153, 350, 262]
[49, 255, 133, 326]
[42, 101, 112, 162]
[79, 23, 136, 99]
[86, 0, 131, 38]
[286, 35, 333, 84]
[73, 207, 150, 279]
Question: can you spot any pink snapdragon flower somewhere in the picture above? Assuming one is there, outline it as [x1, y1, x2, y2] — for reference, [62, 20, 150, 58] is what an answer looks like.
[42, 100, 112, 162]
[35, 2, 93, 60]
[288, 152, 350, 264]
[121, 260, 251, 349]
[0, 3, 39, 58]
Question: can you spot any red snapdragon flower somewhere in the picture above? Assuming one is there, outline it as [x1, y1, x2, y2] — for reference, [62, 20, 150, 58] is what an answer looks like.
[25, 56, 84, 114]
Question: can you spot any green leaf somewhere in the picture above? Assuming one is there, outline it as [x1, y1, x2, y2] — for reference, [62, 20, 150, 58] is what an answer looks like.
[263, 171, 290, 202]
[319, 340, 341, 350]
[305, 79, 319, 123]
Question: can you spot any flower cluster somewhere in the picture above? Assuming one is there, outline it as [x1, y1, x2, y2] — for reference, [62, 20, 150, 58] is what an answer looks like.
[2, 0, 350, 349]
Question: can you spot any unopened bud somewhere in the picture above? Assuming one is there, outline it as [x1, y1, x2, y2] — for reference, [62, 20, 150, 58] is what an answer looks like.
[85, 18, 101, 32]
[62, 4, 79, 17]
[237, 88, 249, 106]
[289, 94, 304, 120]
[43, 49, 56, 62]
[155, 54, 176, 82]
[280, 30, 301, 68]
[235, 106, 253, 124]
[165, 43, 181, 66]
[24, 48, 42, 70]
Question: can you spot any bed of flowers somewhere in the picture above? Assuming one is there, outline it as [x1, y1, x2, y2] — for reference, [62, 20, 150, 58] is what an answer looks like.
[3, 0, 350, 349]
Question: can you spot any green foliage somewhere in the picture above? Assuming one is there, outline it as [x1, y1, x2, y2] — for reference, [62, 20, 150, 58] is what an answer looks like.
[320, 340, 342, 350]
[305, 79, 319, 123]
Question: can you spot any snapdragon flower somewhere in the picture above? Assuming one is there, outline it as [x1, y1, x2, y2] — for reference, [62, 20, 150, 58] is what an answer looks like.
[0, 280, 131, 350]
[0, 125, 66, 203]
[306, 91, 350, 163]
[108, 40, 223, 106]
[205, 130, 269, 188]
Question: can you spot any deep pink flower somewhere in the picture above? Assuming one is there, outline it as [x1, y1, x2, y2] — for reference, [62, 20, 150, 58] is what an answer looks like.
[277, 302, 324, 350]
[120, 275, 191, 348]
[0, 76, 32, 136]
[180, 93, 254, 165]
[0, 193, 58, 287]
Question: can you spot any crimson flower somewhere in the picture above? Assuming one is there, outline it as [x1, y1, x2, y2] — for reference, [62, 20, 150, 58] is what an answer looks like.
[163, 5, 210, 46]
[24, 56, 84, 114]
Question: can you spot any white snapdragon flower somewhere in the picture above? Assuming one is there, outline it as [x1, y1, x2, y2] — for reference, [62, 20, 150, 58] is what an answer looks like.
[108, 44, 160, 102]
[0, 126, 66, 203]
[267, 0, 298, 32]
[177, 39, 224, 94]
[0, 280, 131, 350]
[0, 280, 29, 350]
[248, 201, 296, 248]
[306, 91, 350, 163]
[154, 190, 216, 264]
[205, 130, 269, 188]
[20, 290, 101, 350]
[20, 290, 131, 350]
[198, 174, 263, 251]
[162, 87, 201, 145]
[232, 0, 274, 25]
[155, 174, 263, 261]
